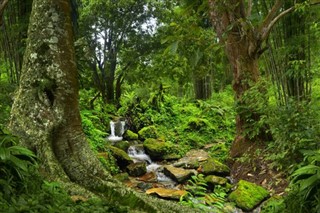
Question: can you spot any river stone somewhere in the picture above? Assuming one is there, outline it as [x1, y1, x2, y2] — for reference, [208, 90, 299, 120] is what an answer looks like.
[126, 162, 147, 177]
[201, 158, 230, 176]
[163, 165, 194, 183]
[108, 146, 133, 169]
[146, 188, 187, 200]
[123, 130, 139, 140]
[228, 180, 269, 211]
[137, 172, 157, 182]
[205, 175, 228, 186]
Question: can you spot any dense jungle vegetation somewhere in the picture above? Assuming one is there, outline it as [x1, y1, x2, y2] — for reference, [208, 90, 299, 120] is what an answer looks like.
[0, 0, 320, 212]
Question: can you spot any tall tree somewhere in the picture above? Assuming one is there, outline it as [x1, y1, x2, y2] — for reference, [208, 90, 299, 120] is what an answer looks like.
[207, 0, 317, 157]
[79, 0, 155, 103]
[9, 0, 193, 212]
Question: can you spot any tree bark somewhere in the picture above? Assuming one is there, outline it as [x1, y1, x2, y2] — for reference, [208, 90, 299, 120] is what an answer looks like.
[9, 0, 195, 212]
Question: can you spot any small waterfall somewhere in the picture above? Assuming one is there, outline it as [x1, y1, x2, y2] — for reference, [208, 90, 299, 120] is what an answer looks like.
[128, 145, 172, 182]
[107, 120, 126, 142]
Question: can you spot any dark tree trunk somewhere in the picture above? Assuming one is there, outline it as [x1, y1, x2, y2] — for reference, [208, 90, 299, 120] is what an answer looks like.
[9, 0, 193, 212]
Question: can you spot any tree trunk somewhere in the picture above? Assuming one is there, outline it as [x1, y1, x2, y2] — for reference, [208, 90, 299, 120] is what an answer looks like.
[208, 0, 288, 157]
[9, 1, 194, 212]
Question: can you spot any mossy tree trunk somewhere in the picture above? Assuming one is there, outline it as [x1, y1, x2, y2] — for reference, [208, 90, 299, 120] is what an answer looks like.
[9, 0, 194, 212]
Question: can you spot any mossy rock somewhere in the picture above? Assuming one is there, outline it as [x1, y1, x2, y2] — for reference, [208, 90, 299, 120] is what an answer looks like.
[112, 140, 130, 151]
[143, 138, 178, 160]
[123, 130, 139, 140]
[108, 146, 133, 169]
[201, 158, 230, 176]
[126, 162, 147, 177]
[228, 180, 269, 211]
[138, 125, 159, 140]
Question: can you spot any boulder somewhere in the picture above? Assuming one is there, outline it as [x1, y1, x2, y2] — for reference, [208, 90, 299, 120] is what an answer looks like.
[127, 162, 147, 177]
[163, 165, 194, 183]
[112, 140, 130, 151]
[123, 130, 139, 140]
[143, 138, 178, 160]
[185, 149, 210, 162]
[228, 180, 269, 211]
[146, 188, 187, 200]
[108, 146, 133, 169]
[201, 158, 230, 176]
[138, 125, 159, 140]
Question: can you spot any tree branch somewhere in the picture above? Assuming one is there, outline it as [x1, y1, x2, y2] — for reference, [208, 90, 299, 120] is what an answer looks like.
[259, 0, 320, 42]
[0, 0, 9, 26]
[260, 6, 294, 41]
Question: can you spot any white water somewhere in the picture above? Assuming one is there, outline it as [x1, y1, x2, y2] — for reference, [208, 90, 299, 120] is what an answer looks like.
[128, 145, 172, 182]
[107, 120, 126, 142]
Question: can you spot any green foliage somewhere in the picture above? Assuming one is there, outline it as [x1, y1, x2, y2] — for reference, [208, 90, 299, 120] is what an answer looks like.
[0, 126, 37, 199]
[285, 149, 320, 213]
[266, 100, 320, 170]
[118, 88, 235, 160]
[180, 174, 227, 212]
[80, 110, 107, 151]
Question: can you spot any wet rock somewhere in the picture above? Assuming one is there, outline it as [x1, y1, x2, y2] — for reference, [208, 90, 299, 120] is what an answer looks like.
[108, 146, 133, 169]
[137, 182, 153, 191]
[123, 130, 139, 140]
[137, 172, 157, 182]
[201, 158, 230, 176]
[228, 180, 269, 211]
[146, 188, 187, 200]
[126, 162, 147, 177]
[143, 138, 178, 160]
[163, 165, 194, 183]
[138, 125, 159, 140]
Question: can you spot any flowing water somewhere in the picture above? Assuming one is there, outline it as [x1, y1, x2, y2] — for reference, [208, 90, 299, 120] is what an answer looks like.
[107, 120, 126, 142]
[128, 145, 173, 182]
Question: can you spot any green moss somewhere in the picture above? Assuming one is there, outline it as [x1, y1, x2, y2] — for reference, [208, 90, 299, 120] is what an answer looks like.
[228, 180, 269, 211]
[123, 130, 139, 140]
[108, 146, 133, 169]
[112, 140, 130, 151]
[143, 138, 178, 160]
[138, 125, 159, 140]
